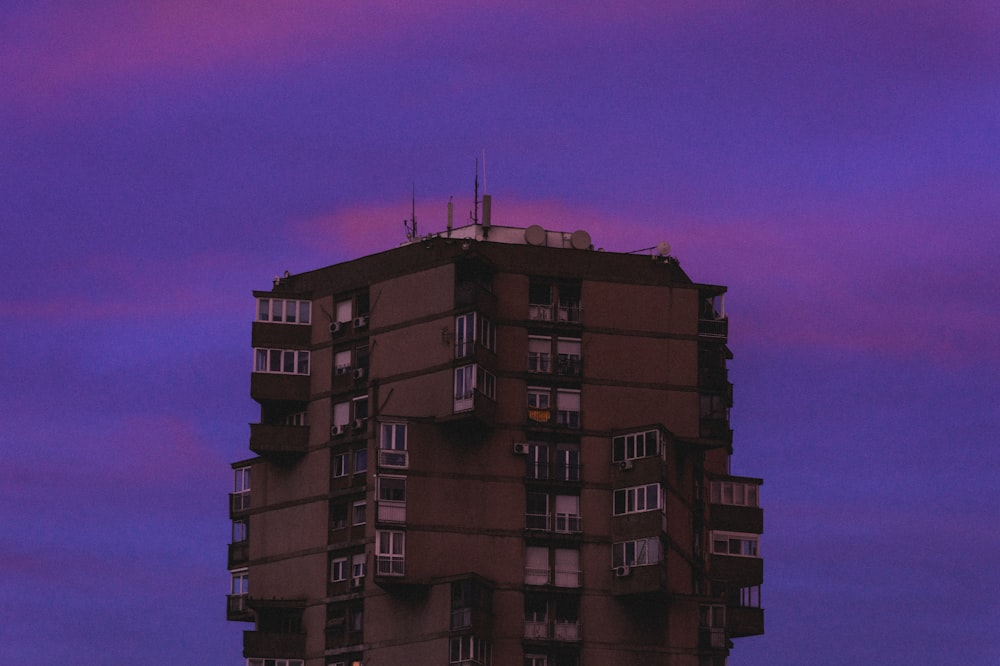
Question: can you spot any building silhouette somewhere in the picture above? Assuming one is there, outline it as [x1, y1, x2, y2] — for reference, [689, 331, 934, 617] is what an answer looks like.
[227, 212, 764, 666]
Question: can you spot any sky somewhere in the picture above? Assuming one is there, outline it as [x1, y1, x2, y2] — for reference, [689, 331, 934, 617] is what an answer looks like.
[2, 1, 998, 664]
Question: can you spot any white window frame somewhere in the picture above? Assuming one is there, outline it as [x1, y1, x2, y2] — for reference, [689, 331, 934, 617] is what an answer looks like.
[710, 480, 760, 507]
[333, 453, 349, 478]
[613, 483, 662, 515]
[376, 530, 405, 576]
[612, 429, 661, 462]
[331, 557, 348, 582]
[613, 537, 663, 568]
[351, 552, 366, 579]
[528, 336, 552, 373]
[711, 531, 760, 558]
[257, 298, 311, 325]
[556, 337, 581, 376]
[253, 348, 310, 375]
[556, 389, 580, 428]
[351, 500, 366, 526]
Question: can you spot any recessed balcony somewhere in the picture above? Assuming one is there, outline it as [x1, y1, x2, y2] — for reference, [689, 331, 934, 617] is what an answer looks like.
[709, 554, 764, 587]
[243, 630, 306, 658]
[250, 372, 310, 403]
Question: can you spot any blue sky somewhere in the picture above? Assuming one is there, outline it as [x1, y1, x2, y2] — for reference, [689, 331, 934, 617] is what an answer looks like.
[2, 2, 999, 663]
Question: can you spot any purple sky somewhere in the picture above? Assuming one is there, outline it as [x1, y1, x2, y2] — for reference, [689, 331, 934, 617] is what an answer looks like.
[3, 2, 998, 664]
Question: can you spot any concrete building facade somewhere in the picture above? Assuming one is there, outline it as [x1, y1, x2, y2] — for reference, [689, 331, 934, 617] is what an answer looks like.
[227, 219, 764, 666]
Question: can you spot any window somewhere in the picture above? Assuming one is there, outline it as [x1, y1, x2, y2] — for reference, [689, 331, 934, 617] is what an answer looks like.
[376, 530, 405, 575]
[612, 429, 660, 462]
[710, 480, 759, 507]
[528, 280, 553, 320]
[556, 282, 581, 322]
[556, 390, 580, 428]
[554, 444, 581, 482]
[711, 531, 760, 557]
[351, 552, 366, 579]
[353, 448, 368, 473]
[454, 365, 495, 411]
[377, 475, 406, 523]
[526, 492, 549, 530]
[335, 299, 353, 323]
[232, 519, 248, 543]
[613, 537, 663, 567]
[378, 476, 406, 502]
[455, 312, 493, 358]
[556, 338, 581, 376]
[525, 547, 580, 587]
[247, 660, 303, 666]
[232, 467, 251, 511]
[330, 503, 347, 530]
[352, 396, 369, 423]
[451, 578, 492, 630]
[526, 493, 580, 532]
[613, 484, 662, 515]
[528, 336, 551, 372]
[526, 443, 549, 480]
[257, 298, 311, 325]
[349, 604, 364, 633]
[527, 387, 551, 423]
[231, 569, 248, 596]
[700, 603, 726, 628]
[352, 501, 366, 526]
[554, 495, 581, 533]
[525, 656, 548, 666]
[450, 634, 491, 665]
[254, 348, 310, 375]
[333, 453, 349, 478]
[331, 557, 348, 582]
[332, 401, 350, 430]
[700, 394, 730, 421]
[334, 350, 352, 375]
[528, 279, 581, 322]
[282, 411, 307, 426]
[380, 423, 407, 450]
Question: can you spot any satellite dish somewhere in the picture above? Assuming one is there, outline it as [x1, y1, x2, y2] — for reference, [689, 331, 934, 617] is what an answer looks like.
[656, 241, 672, 256]
[570, 229, 592, 250]
[525, 225, 546, 246]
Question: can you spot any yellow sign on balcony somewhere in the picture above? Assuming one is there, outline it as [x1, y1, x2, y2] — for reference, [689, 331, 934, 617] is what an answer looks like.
[528, 408, 551, 423]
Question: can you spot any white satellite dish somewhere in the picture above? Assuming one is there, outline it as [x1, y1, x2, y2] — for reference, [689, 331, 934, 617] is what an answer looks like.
[656, 241, 672, 256]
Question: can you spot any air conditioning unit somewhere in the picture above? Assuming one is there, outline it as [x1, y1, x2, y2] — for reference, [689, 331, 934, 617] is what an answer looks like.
[335, 365, 350, 376]
[353, 315, 369, 329]
[349, 577, 363, 590]
[330, 321, 343, 334]
[353, 367, 366, 380]
[619, 460, 634, 471]
[353, 418, 367, 431]
[513, 442, 529, 455]
[614, 565, 631, 577]
[331, 424, 346, 437]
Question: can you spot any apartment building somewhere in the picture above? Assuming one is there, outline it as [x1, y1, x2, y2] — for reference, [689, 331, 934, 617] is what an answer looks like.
[227, 216, 764, 665]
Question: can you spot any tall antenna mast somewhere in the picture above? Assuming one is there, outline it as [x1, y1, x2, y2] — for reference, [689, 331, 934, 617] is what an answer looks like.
[403, 183, 417, 240]
[471, 158, 480, 225]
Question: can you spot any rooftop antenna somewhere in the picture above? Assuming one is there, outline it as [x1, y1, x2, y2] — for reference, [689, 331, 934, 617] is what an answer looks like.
[470, 158, 480, 225]
[403, 183, 417, 240]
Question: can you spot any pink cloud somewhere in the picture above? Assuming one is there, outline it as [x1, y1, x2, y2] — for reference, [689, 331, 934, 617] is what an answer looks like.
[293, 195, 998, 364]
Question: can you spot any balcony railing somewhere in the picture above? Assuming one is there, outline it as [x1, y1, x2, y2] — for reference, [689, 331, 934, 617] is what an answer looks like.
[556, 355, 581, 376]
[230, 491, 251, 514]
[553, 621, 582, 641]
[528, 353, 552, 373]
[528, 303, 553, 321]
[526, 462, 582, 483]
[557, 302, 582, 323]
[698, 317, 728, 339]
[556, 410, 580, 429]
[226, 594, 252, 621]
[526, 513, 550, 530]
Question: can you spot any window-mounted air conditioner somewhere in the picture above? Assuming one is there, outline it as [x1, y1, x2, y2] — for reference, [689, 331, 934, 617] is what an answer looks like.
[619, 460, 634, 471]
[331, 424, 347, 437]
[353, 367, 366, 380]
[353, 315, 369, 329]
[330, 321, 344, 334]
[353, 418, 367, 431]
[614, 565, 631, 577]
[335, 365, 350, 376]
[513, 443, 529, 455]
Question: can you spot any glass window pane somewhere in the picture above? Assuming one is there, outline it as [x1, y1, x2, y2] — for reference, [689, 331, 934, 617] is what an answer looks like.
[272, 299, 284, 322]
[299, 301, 311, 324]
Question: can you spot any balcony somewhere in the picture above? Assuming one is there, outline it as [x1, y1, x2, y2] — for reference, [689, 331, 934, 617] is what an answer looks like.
[699, 626, 727, 650]
[610, 563, 668, 597]
[243, 630, 306, 658]
[249, 423, 309, 457]
[709, 554, 764, 586]
[526, 461, 582, 484]
[440, 391, 497, 434]
[524, 568, 582, 588]
[698, 317, 728, 340]
[250, 372, 310, 403]
[228, 541, 249, 569]
[230, 491, 251, 516]
[699, 416, 732, 443]
[375, 555, 405, 577]
[226, 594, 253, 622]
[555, 355, 582, 377]
[726, 605, 764, 638]
[377, 501, 406, 524]
[251, 320, 311, 348]
[711, 503, 764, 535]
[524, 621, 582, 642]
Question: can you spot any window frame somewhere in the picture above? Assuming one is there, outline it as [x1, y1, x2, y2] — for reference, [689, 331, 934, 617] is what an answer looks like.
[256, 298, 311, 325]
[253, 348, 310, 375]
[613, 483, 662, 515]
